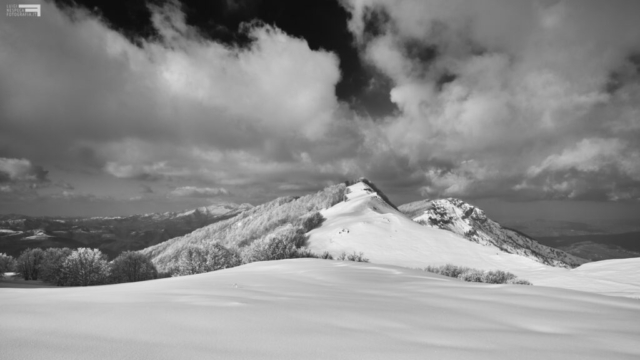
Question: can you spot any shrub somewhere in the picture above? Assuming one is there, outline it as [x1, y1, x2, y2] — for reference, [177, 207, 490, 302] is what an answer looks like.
[335, 251, 369, 262]
[39, 248, 73, 286]
[0, 253, 16, 277]
[286, 248, 319, 259]
[62, 248, 110, 286]
[423, 264, 532, 285]
[16, 248, 45, 280]
[482, 270, 517, 284]
[346, 252, 369, 262]
[425, 264, 470, 278]
[110, 252, 158, 283]
[318, 251, 334, 260]
[458, 269, 485, 282]
[506, 278, 533, 285]
[283, 249, 335, 260]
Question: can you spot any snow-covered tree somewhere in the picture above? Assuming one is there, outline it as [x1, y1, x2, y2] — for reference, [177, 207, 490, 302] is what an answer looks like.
[62, 248, 110, 286]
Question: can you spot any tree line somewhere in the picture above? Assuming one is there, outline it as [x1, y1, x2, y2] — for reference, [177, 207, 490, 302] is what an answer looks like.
[0, 248, 158, 286]
[0, 211, 373, 284]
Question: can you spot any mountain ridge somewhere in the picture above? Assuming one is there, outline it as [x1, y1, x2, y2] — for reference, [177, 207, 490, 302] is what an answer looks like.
[398, 198, 587, 268]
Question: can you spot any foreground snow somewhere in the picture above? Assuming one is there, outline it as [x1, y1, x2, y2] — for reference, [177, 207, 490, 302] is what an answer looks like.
[308, 182, 640, 298]
[1, 259, 639, 360]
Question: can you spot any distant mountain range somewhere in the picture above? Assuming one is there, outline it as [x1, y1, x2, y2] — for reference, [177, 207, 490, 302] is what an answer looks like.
[535, 233, 640, 261]
[496, 218, 640, 261]
[503, 218, 640, 237]
[0, 203, 252, 258]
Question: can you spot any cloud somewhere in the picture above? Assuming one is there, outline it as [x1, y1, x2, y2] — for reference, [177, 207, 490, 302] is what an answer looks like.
[0, 158, 51, 202]
[2, 0, 640, 212]
[0, 158, 49, 183]
[48, 191, 107, 202]
[341, 0, 640, 200]
[516, 138, 640, 200]
[0, 2, 352, 194]
[169, 186, 229, 198]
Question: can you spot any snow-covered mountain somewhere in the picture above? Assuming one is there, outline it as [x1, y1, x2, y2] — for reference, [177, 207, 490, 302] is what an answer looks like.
[305, 181, 638, 297]
[398, 198, 587, 268]
[139, 179, 638, 297]
[306, 181, 565, 271]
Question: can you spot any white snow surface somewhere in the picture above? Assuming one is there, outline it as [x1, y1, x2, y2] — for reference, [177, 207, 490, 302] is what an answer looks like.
[1, 259, 639, 360]
[307, 182, 640, 298]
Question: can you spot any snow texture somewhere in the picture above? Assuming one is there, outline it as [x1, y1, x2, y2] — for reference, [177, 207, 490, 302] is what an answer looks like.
[1, 259, 639, 360]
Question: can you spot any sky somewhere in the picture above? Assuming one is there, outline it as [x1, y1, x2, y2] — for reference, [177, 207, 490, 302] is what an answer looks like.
[1, 0, 640, 221]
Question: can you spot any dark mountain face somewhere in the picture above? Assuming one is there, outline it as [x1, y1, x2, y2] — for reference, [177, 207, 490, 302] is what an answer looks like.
[0, 204, 252, 259]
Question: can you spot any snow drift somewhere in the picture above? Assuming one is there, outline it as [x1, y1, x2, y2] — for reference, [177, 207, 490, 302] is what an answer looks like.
[1, 259, 639, 360]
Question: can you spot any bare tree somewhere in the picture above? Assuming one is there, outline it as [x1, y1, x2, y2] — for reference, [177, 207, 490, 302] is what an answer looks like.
[174, 243, 242, 276]
[110, 252, 158, 283]
[40, 248, 73, 286]
[16, 248, 45, 280]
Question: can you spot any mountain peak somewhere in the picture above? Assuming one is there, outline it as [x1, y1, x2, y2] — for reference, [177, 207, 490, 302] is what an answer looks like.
[399, 198, 587, 268]
[345, 178, 399, 210]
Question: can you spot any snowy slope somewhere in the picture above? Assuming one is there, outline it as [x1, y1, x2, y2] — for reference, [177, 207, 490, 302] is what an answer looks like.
[399, 198, 586, 268]
[307, 182, 550, 271]
[1, 259, 639, 360]
[307, 181, 640, 298]
[141, 185, 347, 271]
